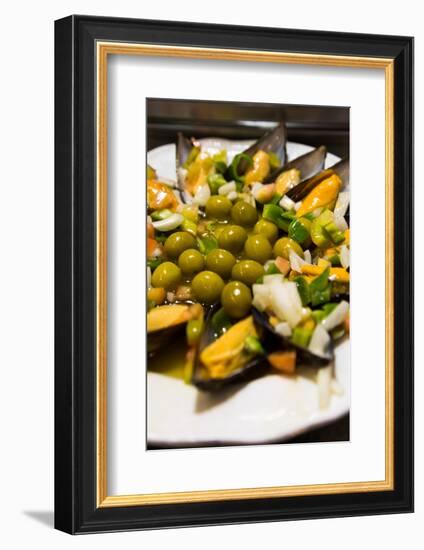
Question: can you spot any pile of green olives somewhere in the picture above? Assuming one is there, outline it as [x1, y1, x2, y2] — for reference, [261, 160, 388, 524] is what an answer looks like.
[149, 196, 304, 318]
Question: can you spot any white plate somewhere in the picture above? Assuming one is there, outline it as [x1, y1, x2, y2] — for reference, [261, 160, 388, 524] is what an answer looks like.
[147, 140, 350, 446]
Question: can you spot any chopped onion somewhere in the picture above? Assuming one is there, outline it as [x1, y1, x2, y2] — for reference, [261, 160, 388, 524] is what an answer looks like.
[218, 181, 236, 195]
[321, 300, 349, 332]
[289, 250, 307, 273]
[227, 191, 238, 201]
[252, 284, 270, 311]
[304, 249, 312, 264]
[263, 274, 285, 285]
[334, 191, 350, 218]
[251, 182, 263, 195]
[317, 364, 333, 410]
[334, 215, 348, 232]
[279, 195, 296, 211]
[152, 213, 183, 231]
[268, 280, 303, 328]
[275, 321, 292, 337]
[340, 244, 350, 269]
[193, 184, 211, 206]
[308, 324, 331, 357]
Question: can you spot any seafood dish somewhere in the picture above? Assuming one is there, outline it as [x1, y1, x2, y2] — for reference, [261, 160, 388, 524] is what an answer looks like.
[147, 122, 350, 410]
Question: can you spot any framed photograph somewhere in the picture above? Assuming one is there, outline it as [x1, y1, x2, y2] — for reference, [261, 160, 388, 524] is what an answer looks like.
[55, 15, 413, 534]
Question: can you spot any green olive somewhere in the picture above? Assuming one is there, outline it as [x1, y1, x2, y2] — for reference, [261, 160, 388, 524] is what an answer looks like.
[205, 195, 232, 220]
[231, 260, 265, 286]
[178, 248, 204, 275]
[191, 271, 225, 304]
[205, 248, 236, 278]
[231, 201, 258, 226]
[244, 234, 273, 264]
[164, 231, 197, 258]
[151, 261, 181, 290]
[253, 219, 279, 243]
[273, 237, 304, 260]
[217, 224, 247, 253]
[221, 281, 252, 319]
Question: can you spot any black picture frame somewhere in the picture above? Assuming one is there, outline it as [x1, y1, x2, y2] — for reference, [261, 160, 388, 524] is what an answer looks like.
[55, 15, 414, 534]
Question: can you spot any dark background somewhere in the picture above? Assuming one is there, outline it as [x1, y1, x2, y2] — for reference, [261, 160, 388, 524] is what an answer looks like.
[147, 98, 349, 447]
[147, 98, 349, 159]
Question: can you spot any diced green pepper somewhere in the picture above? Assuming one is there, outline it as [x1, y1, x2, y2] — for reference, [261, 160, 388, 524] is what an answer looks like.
[310, 287, 331, 306]
[262, 204, 295, 232]
[323, 221, 345, 245]
[228, 153, 253, 183]
[309, 267, 330, 292]
[311, 310, 326, 324]
[309, 267, 331, 306]
[292, 326, 313, 348]
[288, 217, 312, 245]
[244, 335, 265, 355]
[207, 173, 227, 194]
[311, 302, 339, 323]
[270, 193, 283, 205]
[294, 276, 310, 306]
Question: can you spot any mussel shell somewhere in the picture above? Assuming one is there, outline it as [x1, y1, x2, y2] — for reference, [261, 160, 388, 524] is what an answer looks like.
[287, 158, 349, 202]
[148, 324, 185, 357]
[191, 306, 269, 391]
[263, 145, 327, 184]
[252, 307, 333, 368]
[237, 122, 287, 174]
[176, 132, 195, 203]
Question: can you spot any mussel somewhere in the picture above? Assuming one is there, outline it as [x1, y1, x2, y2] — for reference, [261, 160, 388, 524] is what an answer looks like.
[147, 303, 203, 356]
[191, 306, 269, 391]
[191, 302, 333, 391]
[235, 122, 287, 175]
[287, 158, 349, 202]
[263, 144, 327, 186]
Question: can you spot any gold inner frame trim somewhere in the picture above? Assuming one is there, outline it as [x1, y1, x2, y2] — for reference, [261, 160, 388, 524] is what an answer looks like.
[96, 42, 395, 508]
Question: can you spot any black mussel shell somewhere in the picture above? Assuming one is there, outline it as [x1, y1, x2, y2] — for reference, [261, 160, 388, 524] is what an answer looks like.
[191, 306, 269, 392]
[252, 307, 333, 368]
[148, 323, 186, 357]
[176, 132, 195, 203]
[287, 158, 349, 203]
[264, 145, 327, 184]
